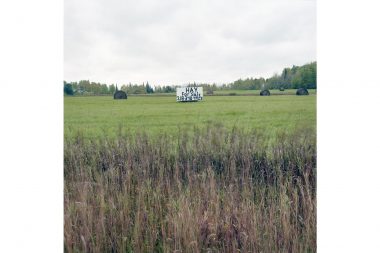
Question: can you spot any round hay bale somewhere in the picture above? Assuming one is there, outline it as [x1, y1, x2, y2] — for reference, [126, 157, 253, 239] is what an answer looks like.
[206, 89, 214, 95]
[114, 90, 127, 99]
[260, 89, 270, 96]
[279, 87, 285, 91]
[296, 88, 309, 96]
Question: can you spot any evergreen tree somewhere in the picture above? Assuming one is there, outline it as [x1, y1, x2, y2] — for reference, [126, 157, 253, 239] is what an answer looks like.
[64, 82, 74, 95]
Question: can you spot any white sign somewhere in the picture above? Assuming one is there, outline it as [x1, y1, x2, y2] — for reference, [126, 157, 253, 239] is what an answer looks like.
[176, 87, 203, 102]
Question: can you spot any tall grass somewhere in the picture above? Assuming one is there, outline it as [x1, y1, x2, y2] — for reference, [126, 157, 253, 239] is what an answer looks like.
[64, 125, 316, 252]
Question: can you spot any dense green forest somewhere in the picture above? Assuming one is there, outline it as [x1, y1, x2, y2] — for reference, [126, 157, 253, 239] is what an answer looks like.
[229, 61, 316, 90]
[64, 61, 316, 95]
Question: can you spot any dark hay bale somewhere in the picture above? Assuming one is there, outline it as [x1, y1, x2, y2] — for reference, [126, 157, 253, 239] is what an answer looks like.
[260, 90, 270, 96]
[296, 88, 309, 96]
[206, 90, 214, 95]
[114, 90, 127, 99]
[279, 87, 285, 91]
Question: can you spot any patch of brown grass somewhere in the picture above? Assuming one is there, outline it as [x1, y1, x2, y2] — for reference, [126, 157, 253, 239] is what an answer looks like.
[64, 126, 316, 252]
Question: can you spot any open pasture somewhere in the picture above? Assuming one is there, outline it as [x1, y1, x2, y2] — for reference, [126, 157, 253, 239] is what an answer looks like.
[64, 94, 316, 139]
[64, 93, 316, 252]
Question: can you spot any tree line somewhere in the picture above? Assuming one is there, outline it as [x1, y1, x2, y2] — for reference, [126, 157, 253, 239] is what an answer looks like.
[229, 61, 316, 90]
[63, 81, 156, 96]
[64, 62, 316, 95]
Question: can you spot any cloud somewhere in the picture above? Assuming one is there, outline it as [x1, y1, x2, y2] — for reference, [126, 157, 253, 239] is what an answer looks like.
[64, 0, 316, 86]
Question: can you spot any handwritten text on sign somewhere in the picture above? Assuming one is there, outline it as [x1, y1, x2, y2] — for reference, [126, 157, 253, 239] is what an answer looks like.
[176, 87, 203, 102]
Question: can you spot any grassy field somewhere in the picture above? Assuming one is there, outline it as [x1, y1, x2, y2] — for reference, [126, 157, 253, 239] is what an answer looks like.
[64, 94, 316, 252]
[64, 94, 316, 139]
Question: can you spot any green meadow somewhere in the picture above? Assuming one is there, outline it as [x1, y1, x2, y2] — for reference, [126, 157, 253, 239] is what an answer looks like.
[64, 93, 316, 139]
[64, 93, 317, 252]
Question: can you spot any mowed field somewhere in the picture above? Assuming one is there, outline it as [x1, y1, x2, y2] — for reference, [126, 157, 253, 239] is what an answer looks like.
[64, 93, 316, 139]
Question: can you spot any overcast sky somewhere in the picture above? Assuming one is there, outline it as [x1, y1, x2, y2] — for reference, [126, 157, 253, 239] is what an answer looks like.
[64, 0, 316, 86]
